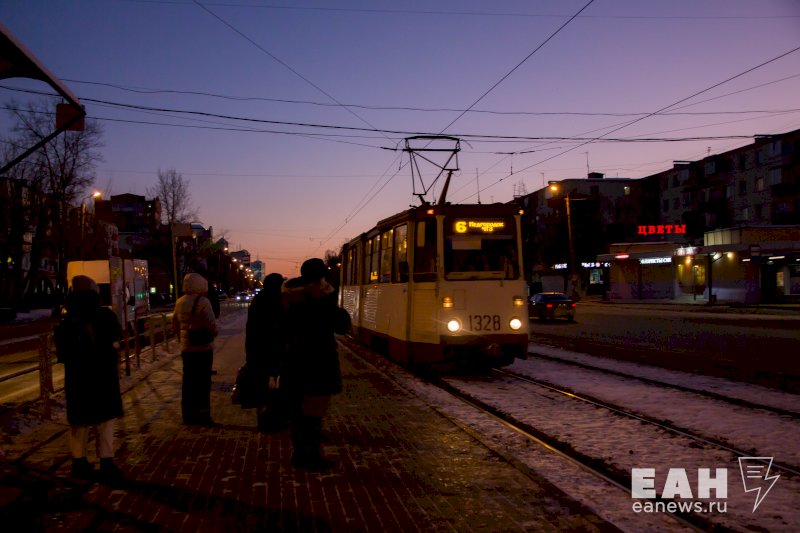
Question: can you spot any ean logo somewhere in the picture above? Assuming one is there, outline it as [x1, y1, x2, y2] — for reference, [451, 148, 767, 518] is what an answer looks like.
[738, 457, 780, 512]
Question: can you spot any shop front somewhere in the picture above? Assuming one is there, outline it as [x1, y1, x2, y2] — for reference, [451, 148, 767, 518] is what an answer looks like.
[598, 226, 800, 304]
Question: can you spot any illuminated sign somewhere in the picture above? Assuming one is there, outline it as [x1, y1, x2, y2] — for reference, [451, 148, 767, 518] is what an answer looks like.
[637, 224, 686, 236]
[675, 246, 698, 256]
[582, 262, 610, 268]
[640, 257, 672, 265]
[554, 263, 568, 270]
[453, 220, 506, 234]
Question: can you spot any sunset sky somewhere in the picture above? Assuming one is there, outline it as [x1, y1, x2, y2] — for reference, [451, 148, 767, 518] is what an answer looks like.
[3, 0, 800, 276]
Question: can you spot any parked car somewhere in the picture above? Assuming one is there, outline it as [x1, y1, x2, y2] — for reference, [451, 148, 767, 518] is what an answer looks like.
[529, 292, 576, 322]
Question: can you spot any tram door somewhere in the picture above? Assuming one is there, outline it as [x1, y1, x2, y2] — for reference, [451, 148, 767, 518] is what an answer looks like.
[406, 219, 439, 364]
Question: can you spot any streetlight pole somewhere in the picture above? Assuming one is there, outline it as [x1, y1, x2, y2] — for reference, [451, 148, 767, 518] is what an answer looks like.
[79, 191, 101, 257]
[565, 196, 577, 284]
[549, 182, 580, 300]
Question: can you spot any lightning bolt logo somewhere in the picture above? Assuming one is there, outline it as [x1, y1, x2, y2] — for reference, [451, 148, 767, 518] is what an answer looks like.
[738, 457, 780, 512]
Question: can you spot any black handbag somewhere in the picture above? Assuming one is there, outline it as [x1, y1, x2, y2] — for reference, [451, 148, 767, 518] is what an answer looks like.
[232, 364, 261, 408]
[187, 295, 214, 346]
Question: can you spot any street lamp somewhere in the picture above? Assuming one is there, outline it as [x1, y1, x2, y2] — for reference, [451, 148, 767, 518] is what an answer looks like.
[549, 183, 579, 299]
[80, 191, 102, 254]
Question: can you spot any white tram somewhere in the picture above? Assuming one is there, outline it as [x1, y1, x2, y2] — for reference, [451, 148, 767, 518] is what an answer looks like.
[340, 202, 529, 369]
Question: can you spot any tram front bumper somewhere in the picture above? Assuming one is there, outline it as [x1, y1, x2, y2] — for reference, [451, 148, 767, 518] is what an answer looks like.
[439, 333, 528, 360]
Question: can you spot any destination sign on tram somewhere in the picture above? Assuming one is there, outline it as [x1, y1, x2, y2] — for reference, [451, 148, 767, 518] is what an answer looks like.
[453, 220, 506, 234]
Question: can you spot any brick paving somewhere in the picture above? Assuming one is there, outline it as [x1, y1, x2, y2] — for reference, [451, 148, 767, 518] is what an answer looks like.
[2, 319, 613, 532]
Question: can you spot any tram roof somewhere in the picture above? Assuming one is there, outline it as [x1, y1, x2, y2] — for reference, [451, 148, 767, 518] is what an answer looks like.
[375, 202, 519, 227]
[342, 202, 521, 248]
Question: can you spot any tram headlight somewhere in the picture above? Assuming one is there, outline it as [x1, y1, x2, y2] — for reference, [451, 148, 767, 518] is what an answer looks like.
[509, 317, 523, 331]
[446, 319, 461, 333]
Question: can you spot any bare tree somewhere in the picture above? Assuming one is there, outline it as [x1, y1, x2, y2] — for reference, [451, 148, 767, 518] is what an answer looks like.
[1, 97, 103, 307]
[147, 168, 198, 225]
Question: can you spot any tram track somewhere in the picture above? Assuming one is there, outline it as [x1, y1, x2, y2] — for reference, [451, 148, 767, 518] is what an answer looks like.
[429, 376, 708, 533]
[433, 368, 800, 531]
[491, 367, 800, 478]
[528, 349, 800, 419]
[339, 337, 703, 531]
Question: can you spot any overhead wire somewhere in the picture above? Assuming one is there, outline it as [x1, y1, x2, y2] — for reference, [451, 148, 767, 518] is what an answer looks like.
[62, 73, 800, 118]
[5, 90, 785, 147]
[453, 43, 800, 203]
[190, 0, 422, 255]
[119, 1, 800, 21]
[437, 0, 595, 135]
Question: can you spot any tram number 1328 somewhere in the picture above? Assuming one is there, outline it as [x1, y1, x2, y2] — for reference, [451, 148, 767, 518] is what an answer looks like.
[469, 314, 501, 331]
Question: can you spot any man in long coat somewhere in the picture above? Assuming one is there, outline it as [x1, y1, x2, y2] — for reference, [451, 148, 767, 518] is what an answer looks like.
[282, 258, 350, 470]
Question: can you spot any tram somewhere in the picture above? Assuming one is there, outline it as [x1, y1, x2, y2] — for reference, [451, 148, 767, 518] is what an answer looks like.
[339, 202, 529, 370]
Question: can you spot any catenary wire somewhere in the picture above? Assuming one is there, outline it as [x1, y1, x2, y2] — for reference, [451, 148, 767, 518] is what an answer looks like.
[453, 43, 800, 203]
[61, 73, 800, 118]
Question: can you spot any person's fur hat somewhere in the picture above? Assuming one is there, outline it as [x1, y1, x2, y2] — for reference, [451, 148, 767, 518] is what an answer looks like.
[300, 258, 327, 282]
[71, 275, 99, 293]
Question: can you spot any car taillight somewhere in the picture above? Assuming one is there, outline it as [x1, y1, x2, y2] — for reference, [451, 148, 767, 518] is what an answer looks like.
[571, 303, 576, 308]
[546, 303, 553, 309]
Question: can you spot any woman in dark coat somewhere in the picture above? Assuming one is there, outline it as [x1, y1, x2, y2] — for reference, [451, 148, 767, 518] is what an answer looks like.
[245, 272, 287, 432]
[54, 275, 124, 480]
[282, 258, 350, 470]
[172, 272, 218, 425]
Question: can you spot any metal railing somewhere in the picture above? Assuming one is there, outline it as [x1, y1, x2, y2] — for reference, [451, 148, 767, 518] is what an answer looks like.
[0, 312, 176, 418]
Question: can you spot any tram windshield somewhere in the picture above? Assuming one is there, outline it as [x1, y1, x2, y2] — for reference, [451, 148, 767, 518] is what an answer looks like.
[443, 216, 519, 280]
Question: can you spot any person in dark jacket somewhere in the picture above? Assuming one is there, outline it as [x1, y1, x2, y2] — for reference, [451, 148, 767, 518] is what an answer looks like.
[172, 272, 218, 425]
[54, 275, 124, 481]
[282, 258, 351, 470]
[245, 272, 287, 432]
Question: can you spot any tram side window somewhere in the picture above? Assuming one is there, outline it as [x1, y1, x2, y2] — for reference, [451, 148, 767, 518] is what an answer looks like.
[345, 246, 358, 286]
[379, 229, 393, 283]
[363, 238, 373, 283]
[414, 220, 437, 282]
[369, 235, 380, 282]
[393, 224, 409, 283]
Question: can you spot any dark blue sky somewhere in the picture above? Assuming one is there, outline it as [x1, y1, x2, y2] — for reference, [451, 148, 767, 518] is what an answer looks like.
[3, 0, 799, 275]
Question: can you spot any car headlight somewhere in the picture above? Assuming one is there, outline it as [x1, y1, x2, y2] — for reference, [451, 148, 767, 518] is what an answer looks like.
[509, 318, 522, 331]
[446, 319, 461, 333]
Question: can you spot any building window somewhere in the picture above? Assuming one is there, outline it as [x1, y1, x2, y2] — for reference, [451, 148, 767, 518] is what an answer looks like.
[623, 186, 630, 196]
[704, 161, 716, 175]
[754, 204, 763, 220]
[739, 180, 747, 195]
[741, 207, 750, 221]
[673, 198, 680, 210]
[726, 184, 734, 198]
[756, 176, 764, 192]
[672, 175, 679, 188]
[662, 199, 669, 212]
[768, 168, 782, 185]
[682, 191, 691, 208]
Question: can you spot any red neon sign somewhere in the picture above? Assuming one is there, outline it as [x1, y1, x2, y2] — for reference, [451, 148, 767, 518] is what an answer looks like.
[637, 224, 686, 236]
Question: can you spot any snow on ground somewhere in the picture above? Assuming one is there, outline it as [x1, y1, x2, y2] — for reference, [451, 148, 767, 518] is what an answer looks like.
[508, 356, 800, 467]
[431, 345, 800, 532]
[528, 343, 800, 414]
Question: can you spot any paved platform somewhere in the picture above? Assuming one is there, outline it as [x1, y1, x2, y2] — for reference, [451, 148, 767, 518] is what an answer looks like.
[1, 331, 612, 532]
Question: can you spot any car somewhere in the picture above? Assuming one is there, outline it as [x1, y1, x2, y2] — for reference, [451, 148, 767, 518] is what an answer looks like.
[529, 292, 576, 322]
[235, 291, 252, 303]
